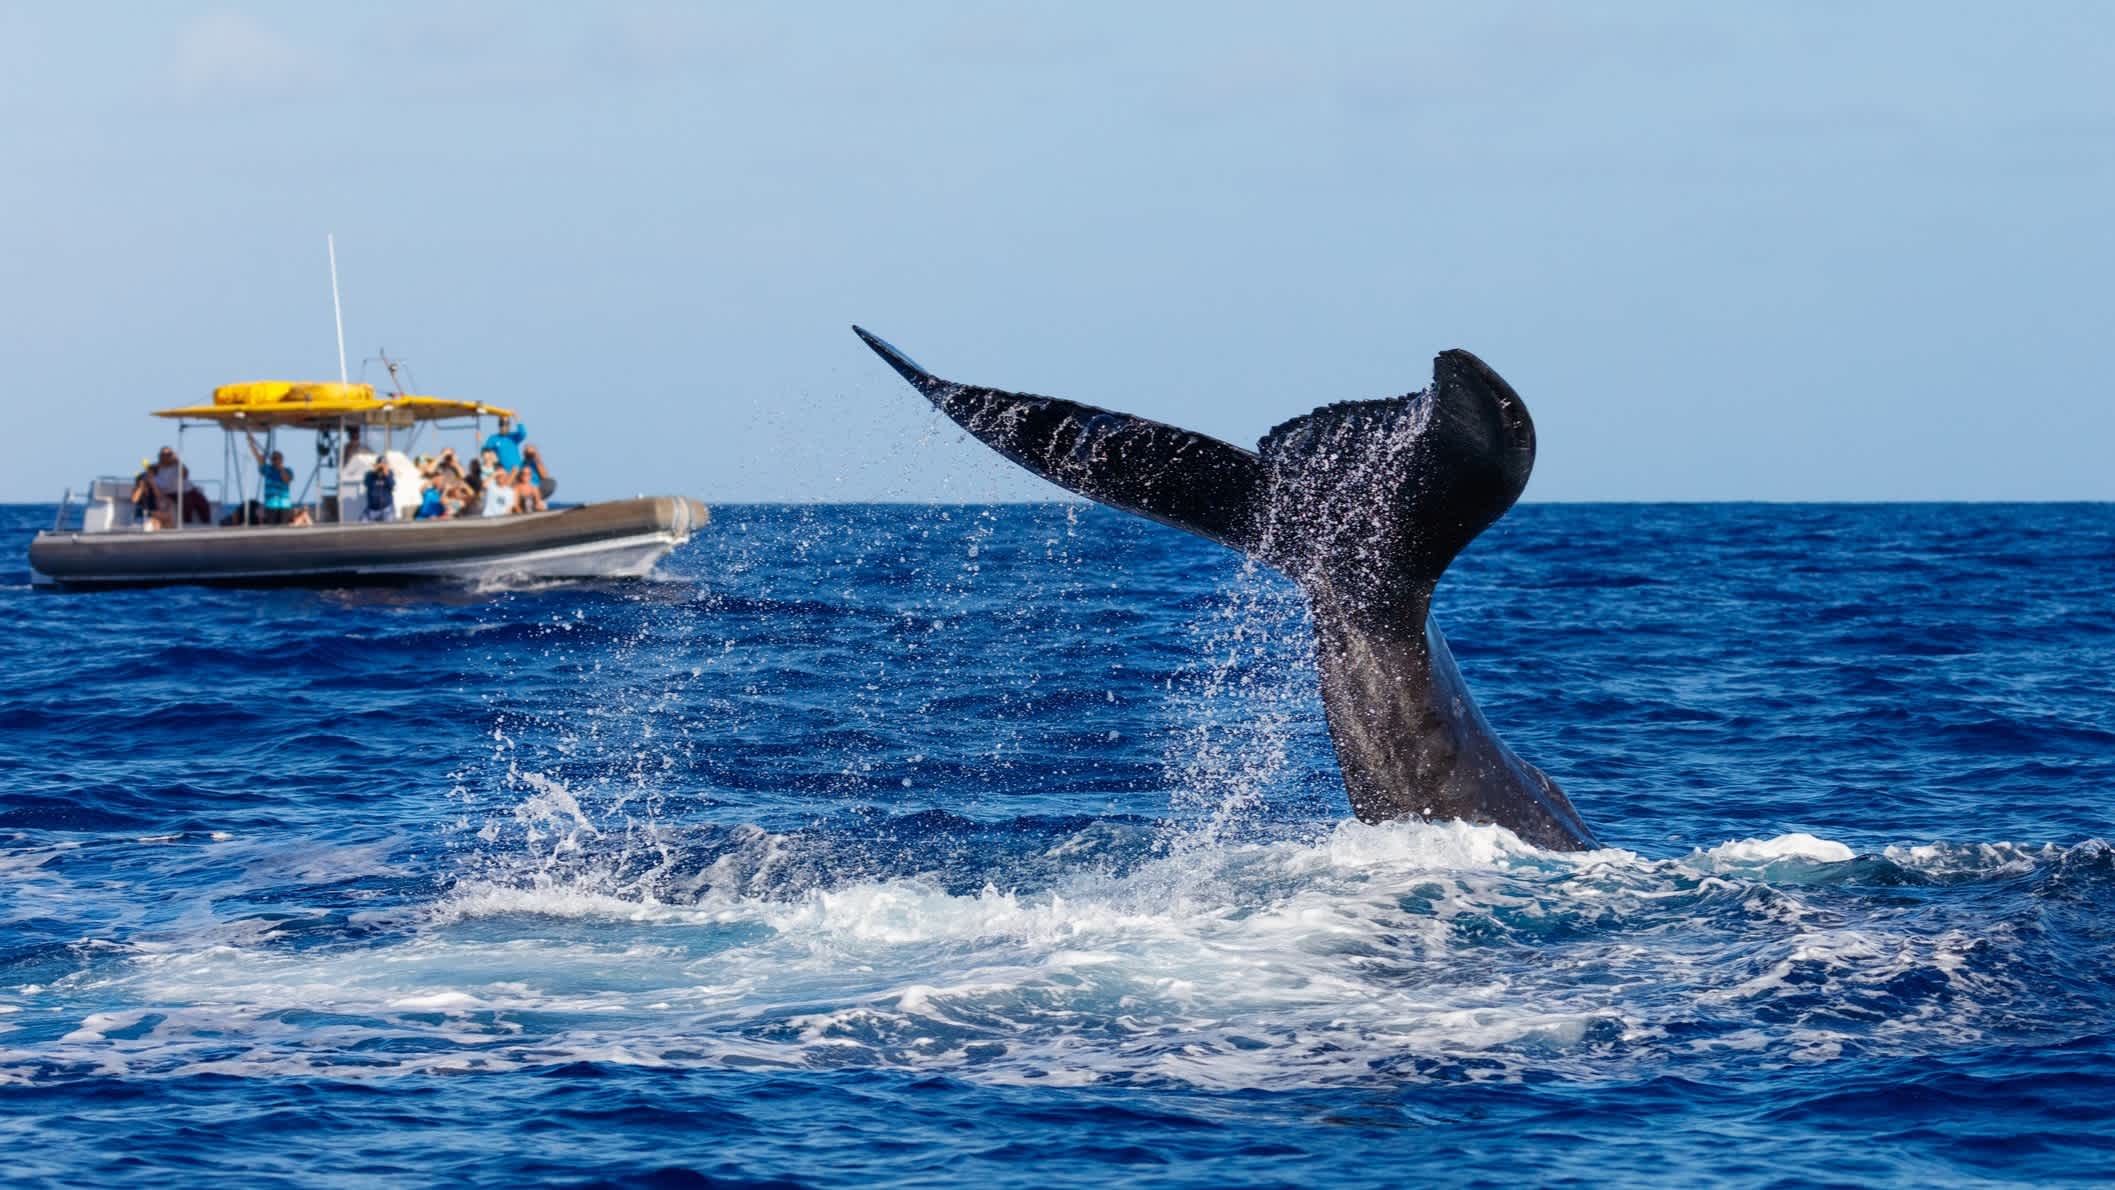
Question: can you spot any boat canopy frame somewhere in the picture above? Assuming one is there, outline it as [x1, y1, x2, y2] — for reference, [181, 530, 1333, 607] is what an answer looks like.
[127, 379, 521, 531]
[152, 380, 515, 430]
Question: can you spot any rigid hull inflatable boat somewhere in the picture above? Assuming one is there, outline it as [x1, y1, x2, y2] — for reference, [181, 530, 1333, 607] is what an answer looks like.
[31, 494, 707, 589]
[30, 377, 707, 590]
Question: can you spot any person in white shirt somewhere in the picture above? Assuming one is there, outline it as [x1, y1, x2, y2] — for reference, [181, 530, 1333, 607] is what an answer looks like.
[481, 465, 517, 516]
[150, 446, 211, 524]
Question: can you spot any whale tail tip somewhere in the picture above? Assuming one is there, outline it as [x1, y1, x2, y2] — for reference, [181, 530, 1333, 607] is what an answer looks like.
[852, 325, 942, 394]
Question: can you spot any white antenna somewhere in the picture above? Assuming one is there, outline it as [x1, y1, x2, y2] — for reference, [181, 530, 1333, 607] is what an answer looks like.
[327, 233, 348, 383]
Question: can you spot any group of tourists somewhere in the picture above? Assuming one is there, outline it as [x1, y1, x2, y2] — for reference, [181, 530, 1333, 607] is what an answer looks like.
[130, 417, 556, 528]
[352, 418, 556, 523]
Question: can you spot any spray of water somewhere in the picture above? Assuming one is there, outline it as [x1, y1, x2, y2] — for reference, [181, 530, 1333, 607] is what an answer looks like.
[1159, 560, 1315, 851]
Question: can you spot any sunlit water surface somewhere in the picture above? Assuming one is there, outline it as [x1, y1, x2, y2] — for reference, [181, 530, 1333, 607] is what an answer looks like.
[2, 503, 2111, 1187]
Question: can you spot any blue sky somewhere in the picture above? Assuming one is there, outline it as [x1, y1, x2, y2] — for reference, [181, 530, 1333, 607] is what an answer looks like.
[2, 3, 2109, 503]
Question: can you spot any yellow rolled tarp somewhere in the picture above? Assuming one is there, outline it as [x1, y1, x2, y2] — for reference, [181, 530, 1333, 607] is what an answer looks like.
[212, 380, 376, 407]
[152, 380, 516, 428]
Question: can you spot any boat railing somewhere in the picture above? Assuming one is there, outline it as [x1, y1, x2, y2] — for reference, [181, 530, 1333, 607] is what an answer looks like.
[55, 475, 230, 534]
[51, 477, 130, 533]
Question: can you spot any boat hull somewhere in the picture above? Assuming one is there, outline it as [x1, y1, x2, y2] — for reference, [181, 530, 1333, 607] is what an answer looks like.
[29, 496, 708, 589]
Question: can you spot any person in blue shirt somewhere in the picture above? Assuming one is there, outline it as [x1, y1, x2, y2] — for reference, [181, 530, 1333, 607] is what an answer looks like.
[244, 430, 308, 526]
[481, 418, 526, 471]
[415, 477, 448, 519]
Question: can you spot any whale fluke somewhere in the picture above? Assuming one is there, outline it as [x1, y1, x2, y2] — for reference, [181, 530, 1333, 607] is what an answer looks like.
[853, 325, 1265, 554]
[856, 327, 1598, 850]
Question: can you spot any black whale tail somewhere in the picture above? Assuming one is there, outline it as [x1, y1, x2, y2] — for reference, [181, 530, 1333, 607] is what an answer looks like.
[852, 326, 1269, 555]
[1249, 349, 1538, 609]
[854, 328, 1537, 607]
[854, 327, 1592, 849]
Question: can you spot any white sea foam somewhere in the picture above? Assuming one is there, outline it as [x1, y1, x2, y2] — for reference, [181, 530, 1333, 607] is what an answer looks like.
[2, 809, 2061, 1091]
[1701, 833, 1856, 864]
[1880, 840, 2056, 879]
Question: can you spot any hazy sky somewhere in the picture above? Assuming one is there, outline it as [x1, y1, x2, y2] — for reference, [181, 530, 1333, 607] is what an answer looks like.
[2, 3, 2109, 503]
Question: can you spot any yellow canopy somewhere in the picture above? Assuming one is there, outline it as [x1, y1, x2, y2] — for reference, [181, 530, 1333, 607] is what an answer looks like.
[153, 381, 517, 429]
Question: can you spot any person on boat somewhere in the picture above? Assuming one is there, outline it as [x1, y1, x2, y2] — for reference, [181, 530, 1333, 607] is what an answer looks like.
[415, 474, 451, 520]
[360, 457, 398, 523]
[482, 418, 527, 472]
[432, 450, 474, 512]
[152, 447, 213, 525]
[518, 443, 557, 502]
[473, 448, 506, 505]
[244, 431, 300, 526]
[339, 426, 378, 477]
[131, 459, 172, 529]
[443, 466, 477, 516]
[510, 463, 545, 513]
[341, 426, 375, 467]
[456, 457, 485, 516]
[443, 479, 474, 517]
[330, 426, 380, 523]
[150, 447, 177, 497]
[481, 465, 517, 517]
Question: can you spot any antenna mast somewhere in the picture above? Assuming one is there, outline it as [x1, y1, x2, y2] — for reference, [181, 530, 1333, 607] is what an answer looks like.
[327, 234, 348, 383]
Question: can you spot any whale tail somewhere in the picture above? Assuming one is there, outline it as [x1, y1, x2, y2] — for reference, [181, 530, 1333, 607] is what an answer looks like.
[855, 327, 1590, 847]
[854, 329, 1534, 605]
[852, 326, 1267, 555]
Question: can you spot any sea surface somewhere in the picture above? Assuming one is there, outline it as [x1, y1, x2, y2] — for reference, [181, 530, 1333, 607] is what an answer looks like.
[1, 501, 2111, 1187]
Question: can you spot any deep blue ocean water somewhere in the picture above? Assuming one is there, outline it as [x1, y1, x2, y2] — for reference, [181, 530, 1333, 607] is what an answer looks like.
[2, 501, 2111, 1187]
